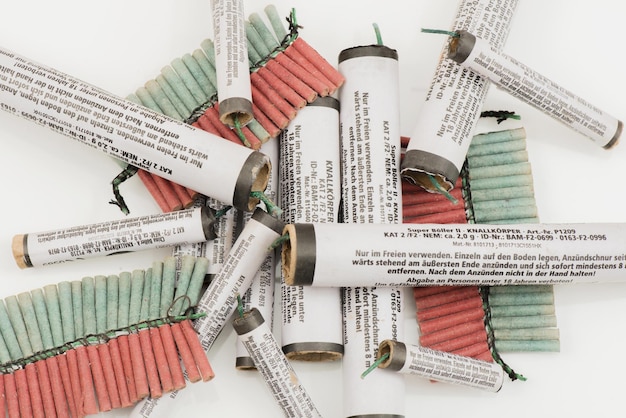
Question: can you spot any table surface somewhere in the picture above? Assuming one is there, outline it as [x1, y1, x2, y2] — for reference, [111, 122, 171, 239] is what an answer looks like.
[1, 1, 625, 417]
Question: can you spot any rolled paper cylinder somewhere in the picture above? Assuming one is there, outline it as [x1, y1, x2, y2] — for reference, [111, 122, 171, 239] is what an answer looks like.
[87, 344, 112, 412]
[489, 304, 555, 317]
[401, 0, 518, 192]
[278, 97, 343, 362]
[414, 286, 480, 310]
[417, 295, 484, 322]
[131, 209, 284, 417]
[488, 291, 554, 306]
[232, 308, 323, 417]
[448, 30, 622, 148]
[170, 322, 202, 383]
[237, 140, 280, 368]
[0, 46, 272, 212]
[211, 0, 254, 126]
[25, 364, 44, 418]
[149, 327, 174, 392]
[493, 328, 560, 341]
[14, 369, 33, 418]
[281, 222, 626, 287]
[4, 374, 19, 418]
[468, 150, 529, 168]
[376, 340, 504, 392]
[180, 320, 214, 381]
[338, 41, 405, 418]
[421, 321, 487, 349]
[188, 50, 218, 98]
[108, 338, 133, 407]
[159, 324, 186, 390]
[155, 74, 192, 119]
[254, 66, 307, 109]
[494, 339, 560, 352]
[46, 356, 72, 418]
[12, 206, 218, 269]
[193, 208, 284, 353]
[145, 78, 185, 121]
[419, 306, 485, 335]
[490, 314, 558, 329]
[159, 66, 199, 113]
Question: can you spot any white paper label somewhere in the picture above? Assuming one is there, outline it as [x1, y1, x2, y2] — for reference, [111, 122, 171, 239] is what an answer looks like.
[462, 35, 620, 147]
[405, 0, 518, 173]
[395, 343, 504, 392]
[339, 55, 402, 225]
[279, 103, 343, 350]
[301, 222, 626, 287]
[237, 314, 322, 418]
[211, 0, 252, 101]
[0, 47, 259, 206]
[24, 207, 209, 267]
[193, 214, 280, 351]
[338, 50, 405, 417]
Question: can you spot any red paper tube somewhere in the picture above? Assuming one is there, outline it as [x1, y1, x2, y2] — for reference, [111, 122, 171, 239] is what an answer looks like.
[415, 286, 481, 310]
[54, 355, 79, 418]
[417, 295, 484, 322]
[98, 343, 123, 410]
[197, 108, 243, 147]
[423, 322, 488, 350]
[402, 187, 464, 206]
[283, 44, 338, 92]
[419, 306, 486, 335]
[151, 173, 184, 212]
[254, 66, 307, 109]
[180, 319, 214, 382]
[213, 103, 263, 150]
[72, 347, 96, 416]
[86, 345, 112, 412]
[291, 38, 345, 89]
[137, 169, 171, 213]
[138, 329, 162, 399]
[4, 373, 19, 418]
[65, 350, 84, 417]
[473, 350, 495, 363]
[249, 84, 291, 130]
[15, 368, 33, 418]
[404, 208, 468, 224]
[401, 136, 410, 148]
[25, 364, 45, 418]
[264, 59, 317, 103]
[451, 341, 492, 361]
[117, 335, 138, 404]
[413, 286, 450, 299]
[149, 327, 174, 393]
[203, 106, 265, 149]
[240, 124, 264, 149]
[108, 339, 132, 408]
[159, 325, 186, 391]
[0, 375, 5, 418]
[171, 182, 195, 209]
[35, 362, 54, 418]
[250, 71, 298, 120]
[194, 114, 223, 138]
[170, 322, 201, 383]
[402, 199, 465, 218]
[273, 52, 330, 97]
[128, 333, 150, 400]
[252, 102, 281, 138]
[45, 357, 71, 418]
[185, 187, 200, 201]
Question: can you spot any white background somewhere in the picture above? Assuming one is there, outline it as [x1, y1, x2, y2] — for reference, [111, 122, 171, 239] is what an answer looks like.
[1, 1, 625, 417]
